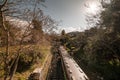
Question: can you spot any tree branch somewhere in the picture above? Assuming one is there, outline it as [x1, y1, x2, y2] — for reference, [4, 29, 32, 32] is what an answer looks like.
[0, 0, 8, 9]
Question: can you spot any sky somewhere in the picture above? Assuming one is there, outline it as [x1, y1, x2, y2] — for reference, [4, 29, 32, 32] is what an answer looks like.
[6, 0, 101, 33]
[41, 0, 101, 33]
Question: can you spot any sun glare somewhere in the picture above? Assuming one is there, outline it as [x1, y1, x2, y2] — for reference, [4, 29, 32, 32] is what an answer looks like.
[86, 2, 99, 14]
[90, 3, 97, 12]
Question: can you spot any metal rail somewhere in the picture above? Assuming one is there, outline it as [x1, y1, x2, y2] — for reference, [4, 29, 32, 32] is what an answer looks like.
[59, 46, 89, 80]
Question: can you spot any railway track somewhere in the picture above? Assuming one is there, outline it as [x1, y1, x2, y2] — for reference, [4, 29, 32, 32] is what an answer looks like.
[46, 53, 65, 80]
[47, 46, 89, 80]
[59, 46, 89, 80]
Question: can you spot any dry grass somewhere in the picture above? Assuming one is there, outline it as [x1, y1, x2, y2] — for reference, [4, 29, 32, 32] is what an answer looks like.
[0, 41, 51, 80]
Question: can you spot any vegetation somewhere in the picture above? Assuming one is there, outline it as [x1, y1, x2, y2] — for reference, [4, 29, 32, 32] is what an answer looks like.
[0, 0, 55, 80]
[0, 0, 120, 80]
[0, 44, 51, 80]
[60, 0, 120, 80]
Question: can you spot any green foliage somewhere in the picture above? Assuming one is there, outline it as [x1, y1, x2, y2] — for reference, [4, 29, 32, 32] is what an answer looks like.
[61, 3, 120, 78]
[101, 0, 120, 33]
[61, 29, 65, 36]
[16, 46, 43, 72]
[18, 77, 26, 80]
[62, 29, 119, 79]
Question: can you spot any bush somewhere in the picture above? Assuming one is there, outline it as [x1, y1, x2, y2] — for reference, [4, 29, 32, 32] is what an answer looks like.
[17, 46, 43, 72]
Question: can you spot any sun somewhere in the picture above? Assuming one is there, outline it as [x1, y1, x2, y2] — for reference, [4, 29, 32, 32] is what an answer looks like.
[90, 3, 97, 12]
[86, 2, 99, 14]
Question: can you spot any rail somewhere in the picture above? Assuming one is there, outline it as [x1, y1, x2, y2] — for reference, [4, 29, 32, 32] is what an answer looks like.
[59, 46, 89, 80]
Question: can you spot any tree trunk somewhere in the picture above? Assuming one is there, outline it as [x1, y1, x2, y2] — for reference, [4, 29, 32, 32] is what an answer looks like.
[0, 1, 10, 80]
[9, 54, 20, 80]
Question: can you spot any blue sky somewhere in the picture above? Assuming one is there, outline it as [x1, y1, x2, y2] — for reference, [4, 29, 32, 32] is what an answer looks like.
[42, 0, 86, 33]
[41, 0, 101, 33]
[9, 0, 100, 33]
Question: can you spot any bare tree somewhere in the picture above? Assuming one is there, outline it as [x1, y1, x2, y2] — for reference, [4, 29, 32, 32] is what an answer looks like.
[0, 0, 39, 80]
[0, 0, 57, 80]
